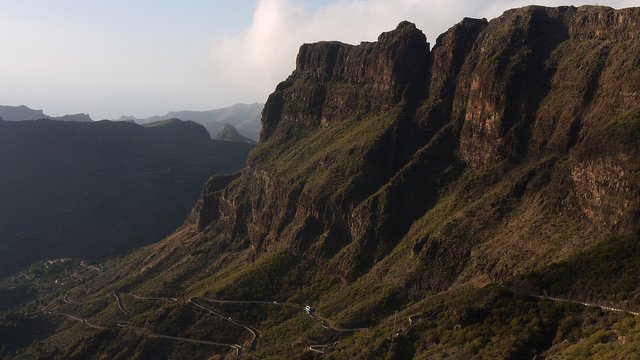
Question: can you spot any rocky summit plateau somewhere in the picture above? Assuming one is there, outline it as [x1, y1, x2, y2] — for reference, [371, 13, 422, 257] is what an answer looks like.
[1, 5, 640, 360]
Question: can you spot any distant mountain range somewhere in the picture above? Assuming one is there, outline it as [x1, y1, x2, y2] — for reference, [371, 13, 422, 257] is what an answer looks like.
[119, 103, 263, 141]
[0, 104, 264, 141]
[0, 118, 254, 279]
[215, 123, 257, 144]
[5, 6, 638, 359]
[0, 105, 92, 122]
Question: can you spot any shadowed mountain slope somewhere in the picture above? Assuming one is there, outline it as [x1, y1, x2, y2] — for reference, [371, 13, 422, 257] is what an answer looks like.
[0, 119, 253, 279]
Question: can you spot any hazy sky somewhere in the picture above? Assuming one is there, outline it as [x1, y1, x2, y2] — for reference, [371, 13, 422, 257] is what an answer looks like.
[0, 0, 636, 119]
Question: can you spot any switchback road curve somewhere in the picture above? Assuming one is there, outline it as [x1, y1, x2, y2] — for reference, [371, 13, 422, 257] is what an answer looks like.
[188, 297, 261, 351]
[117, 322, 243, 357]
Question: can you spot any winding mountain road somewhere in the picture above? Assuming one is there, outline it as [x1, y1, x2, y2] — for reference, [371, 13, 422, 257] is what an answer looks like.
[49, 301, 243, 357]
[126, 293, 178, 303]
[201, 297, 365, 332]
[54, 289, 363, 355]
[188, 297, 261, 351]
[49, 292, 247, 358]
[48, 311, 106, 331]
[113, 292, 134, 315]
[530, 294, 640, 316]
[306, 310, 367, 333]
[197, 296, 369, 355]
[308, 341, 340, 354]
[117, 322, 243, 357]
[62, 291, 74, 304]
[201, 298, 299, 308]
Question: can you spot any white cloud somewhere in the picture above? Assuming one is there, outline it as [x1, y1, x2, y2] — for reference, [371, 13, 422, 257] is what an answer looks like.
[211, 0, 637, 97]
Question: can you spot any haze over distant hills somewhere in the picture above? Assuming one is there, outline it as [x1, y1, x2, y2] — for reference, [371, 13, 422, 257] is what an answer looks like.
[0, 118, 253, 279]
[215, 123, 257, 144]
[0, 105, 92, 122]
[119, 103, 263, 141]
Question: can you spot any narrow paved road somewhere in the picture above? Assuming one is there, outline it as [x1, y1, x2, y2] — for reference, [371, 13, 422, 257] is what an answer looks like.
[202, 298, 300, 309]
[48, 311, 106, 330]
[189, 297, 261, 351]
[198, 296, 367, 354]
[530, 294, 640, 316]
[55, 290, 363, 355]
[126, 293, 178, 303]
[49, 293, 245, 357]
[307, 311, 366, 333]
[113, 292, 134, 316]
[48, 309, 242, 357]
[62, 291, 74, 304]
[117, 322, 243, 357]
[308, 341, 339, 354]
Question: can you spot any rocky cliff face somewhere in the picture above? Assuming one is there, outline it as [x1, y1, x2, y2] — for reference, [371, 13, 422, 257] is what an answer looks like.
[261, 21, 430, 141]
[192, 5, 639, 286]
[14, 5, 640, 360]
[457, 6, 640, 169]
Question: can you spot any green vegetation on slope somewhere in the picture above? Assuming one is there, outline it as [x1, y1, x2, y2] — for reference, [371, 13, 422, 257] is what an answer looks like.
[521, 227, 640, 307]
[607, 107, 640, 151]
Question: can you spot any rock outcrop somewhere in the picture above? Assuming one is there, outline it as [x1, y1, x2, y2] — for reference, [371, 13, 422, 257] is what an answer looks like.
[194, 5, 640, 284]
[261, 21, 430, 141]
[0, 105, 47, 121]
[215, 123, 257, 144]
[12, 5, 640, 360]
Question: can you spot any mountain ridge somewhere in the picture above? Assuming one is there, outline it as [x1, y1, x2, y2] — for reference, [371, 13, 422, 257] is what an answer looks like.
[3, 5, 640, 359]
[0, 118, 253, 279]
[120, 103, 263, 141]
[215, 123, 257, 144]
[0, 105, 93, 122]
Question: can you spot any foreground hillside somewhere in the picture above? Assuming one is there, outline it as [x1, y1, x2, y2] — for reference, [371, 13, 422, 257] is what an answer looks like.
[0, 119, 253, 279]
[2, 5, 640, 359]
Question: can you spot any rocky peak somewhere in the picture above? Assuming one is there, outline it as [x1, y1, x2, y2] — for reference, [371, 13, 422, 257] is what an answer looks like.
[52, 113, 93, 122]
[215, 123, 257, 144]
[567, 6, 640, 41]
[207, 6, 640, 283]
[143, 118, 212, 142]
[0, 105, 46, 121]
[295, 41, 351, 79]
[261, 21, 430, 142]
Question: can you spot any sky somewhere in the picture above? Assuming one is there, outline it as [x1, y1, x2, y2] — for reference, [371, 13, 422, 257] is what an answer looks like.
[0, 0, 636, 120]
